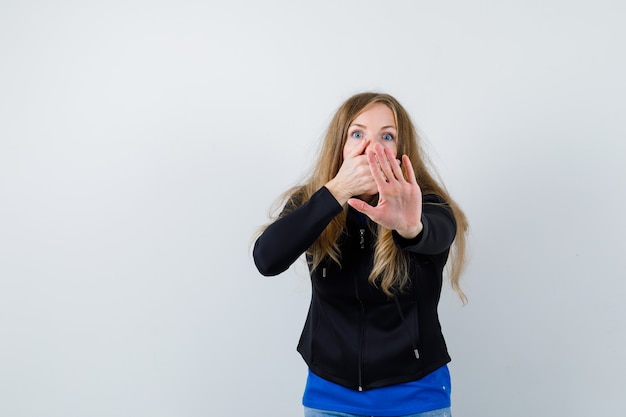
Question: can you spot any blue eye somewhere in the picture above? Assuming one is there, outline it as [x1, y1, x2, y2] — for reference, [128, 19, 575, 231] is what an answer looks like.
[382, 133, 394, 141]
[351, 131, 363, 139]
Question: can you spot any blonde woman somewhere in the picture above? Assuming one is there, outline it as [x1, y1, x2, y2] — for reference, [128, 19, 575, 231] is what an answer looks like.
[253, 92, 468, 417]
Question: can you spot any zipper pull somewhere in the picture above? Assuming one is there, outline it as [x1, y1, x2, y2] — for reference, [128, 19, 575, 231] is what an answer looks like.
[322, 267, 327, 278]
[359, 228, 365, 249]
[414, 348, 420, 359]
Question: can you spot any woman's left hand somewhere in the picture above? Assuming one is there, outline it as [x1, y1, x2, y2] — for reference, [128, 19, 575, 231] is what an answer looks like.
[347, 144, 423, 239]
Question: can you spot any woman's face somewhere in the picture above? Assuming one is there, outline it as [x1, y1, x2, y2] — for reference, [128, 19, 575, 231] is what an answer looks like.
[342, 102, 398, 160]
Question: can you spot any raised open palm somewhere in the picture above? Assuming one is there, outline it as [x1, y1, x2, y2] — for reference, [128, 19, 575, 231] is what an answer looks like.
[347, 144, 423, 239]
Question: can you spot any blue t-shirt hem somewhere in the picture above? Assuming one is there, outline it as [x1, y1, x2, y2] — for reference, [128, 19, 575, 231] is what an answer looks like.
[302, 366, 452, 416]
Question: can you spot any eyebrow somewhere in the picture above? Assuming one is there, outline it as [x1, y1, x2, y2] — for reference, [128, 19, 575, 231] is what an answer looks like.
[350, 123, 397, 130]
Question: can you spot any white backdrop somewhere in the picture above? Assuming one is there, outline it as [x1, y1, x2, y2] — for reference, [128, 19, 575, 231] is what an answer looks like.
[1, 1, 625, 416]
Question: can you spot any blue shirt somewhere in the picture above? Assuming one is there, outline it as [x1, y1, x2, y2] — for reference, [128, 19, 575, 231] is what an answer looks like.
[302, 365, 451, 416]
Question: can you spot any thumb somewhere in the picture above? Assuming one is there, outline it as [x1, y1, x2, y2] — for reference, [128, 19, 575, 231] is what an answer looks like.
[347, 198, 375, 218]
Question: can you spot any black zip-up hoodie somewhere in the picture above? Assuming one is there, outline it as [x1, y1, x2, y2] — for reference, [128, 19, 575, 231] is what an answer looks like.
[253, 186, 456, 391]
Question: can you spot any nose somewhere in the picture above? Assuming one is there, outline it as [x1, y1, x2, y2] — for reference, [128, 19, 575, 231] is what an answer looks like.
[365, 138, 383, 153]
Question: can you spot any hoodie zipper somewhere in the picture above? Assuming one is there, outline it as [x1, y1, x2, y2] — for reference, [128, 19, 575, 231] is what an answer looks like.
[355, 276, 365, 391]
[353, 212, 420, 392]
[355, 213, 367, 391]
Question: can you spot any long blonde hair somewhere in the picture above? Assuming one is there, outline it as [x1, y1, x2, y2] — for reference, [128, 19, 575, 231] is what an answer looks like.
[269, 92, 468, 302]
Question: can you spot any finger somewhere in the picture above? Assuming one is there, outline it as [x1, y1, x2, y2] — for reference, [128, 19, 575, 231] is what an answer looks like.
[366, 148, 389, 184]
[383, 146, 405, 181]
[347, 139, 370, 158]
[402, 154, 418, 184]
[372, 144, 397, 183]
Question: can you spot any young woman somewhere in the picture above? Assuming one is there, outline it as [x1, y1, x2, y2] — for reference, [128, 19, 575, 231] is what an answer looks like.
[253, 92, 468, 417]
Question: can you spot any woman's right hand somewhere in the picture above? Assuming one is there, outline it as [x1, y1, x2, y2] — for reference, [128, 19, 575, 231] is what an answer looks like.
[325, 139, 377, 206]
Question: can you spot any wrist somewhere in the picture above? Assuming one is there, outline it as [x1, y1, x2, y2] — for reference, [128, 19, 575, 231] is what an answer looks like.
[325, 179, 351, 206]
[396, 222, 423, 239]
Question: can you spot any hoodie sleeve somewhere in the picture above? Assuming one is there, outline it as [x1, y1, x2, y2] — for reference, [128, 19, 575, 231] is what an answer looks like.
[253, 186, 343, 276]
[392, 194, 457, 255]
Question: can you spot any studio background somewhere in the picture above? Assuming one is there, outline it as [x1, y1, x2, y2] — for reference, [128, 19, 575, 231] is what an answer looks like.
[1, 1, 624, 416]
